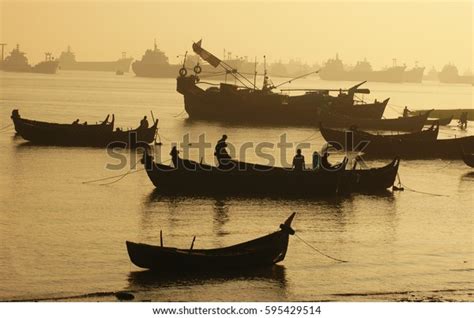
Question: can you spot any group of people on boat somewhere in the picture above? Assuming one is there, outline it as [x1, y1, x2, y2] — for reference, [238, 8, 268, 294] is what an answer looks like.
[72, 119, 88, 125]
[292, 148, 336, 171]
[167, 134, 340, 171]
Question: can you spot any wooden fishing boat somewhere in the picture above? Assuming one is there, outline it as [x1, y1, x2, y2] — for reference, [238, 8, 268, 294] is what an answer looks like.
[11, 110, 114, 146]
[462, 150, 474, 168]
[342, 158, 400, 193]
[107, 120, 158, 148]
[320, 125, 474, 159]
[11, 109, 113, 132]
[142, 151, 398, 195]
[320, 110, 432, 132]
[11, 110, 158, 147]
[176, 41, 389, 126]
[320, 123, 439, 150]
[412, 109, 473, 120]
[142, 154, 346, 196]
[126, 213, 296, 271]
[426, 116, 453, 126]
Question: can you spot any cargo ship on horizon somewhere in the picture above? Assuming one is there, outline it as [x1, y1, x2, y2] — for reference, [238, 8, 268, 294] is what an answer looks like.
[132, 40, 257, 79]
[1, 44, 58, 74]
[319, 55, 424, 83]
[58, 46, 133, 73]
[438, 64, 473, 85]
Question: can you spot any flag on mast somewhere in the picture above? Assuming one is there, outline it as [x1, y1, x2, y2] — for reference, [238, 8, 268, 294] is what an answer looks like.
[192, 40, 221, 68]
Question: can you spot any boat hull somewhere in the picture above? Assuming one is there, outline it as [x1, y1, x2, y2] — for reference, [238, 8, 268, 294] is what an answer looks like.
[320, 126, 474, 159]
[178, 76, 388, 125]
[143, 155, 398, 196]
[462, 152, 474, 168]
[126, 213, 295, 271]
[11, 112, 157, 148]
[320, 111, 431, 132]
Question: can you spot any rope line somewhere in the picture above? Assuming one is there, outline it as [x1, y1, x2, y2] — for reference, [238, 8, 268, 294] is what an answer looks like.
[0, 123, 13, 131]
[295, 233, 348, 263]
[173, 109, 186, 118]
[99, 168, 143, 185]
[396, 172, 449, 197]
[82, 168, 143, 184]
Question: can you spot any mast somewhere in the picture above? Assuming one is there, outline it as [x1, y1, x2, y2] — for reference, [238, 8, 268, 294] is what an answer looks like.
[0, 43, 6, 63]
[253, 56, 257, 90]
[263, 55, 269, 91]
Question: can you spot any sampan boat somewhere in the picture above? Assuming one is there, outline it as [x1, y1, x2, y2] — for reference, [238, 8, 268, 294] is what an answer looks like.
[11, 109, 114, 146]
[107, 120, 158, 148]
[142, 153, 347, 196]
[462, 150, 474, 168]
[320, 123, 439, 149]
[126, 213, 296, 271]
[320, 110, 432, 132]
[11, 110, 158, 147]
[142, 152, 398, 195]
[426, 116, 453, 126]
[320, 125, 474, 159]
[342, 158, 400, 193]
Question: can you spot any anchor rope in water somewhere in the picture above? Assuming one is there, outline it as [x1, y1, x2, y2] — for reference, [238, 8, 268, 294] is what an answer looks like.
[396, 172, 449, 197]
[294, 233, 348, 263]
[82, 158, 172, 185]
[173, 109, 187, 118]
[0, 123, 13, 131]
[82, 168, 144, 184]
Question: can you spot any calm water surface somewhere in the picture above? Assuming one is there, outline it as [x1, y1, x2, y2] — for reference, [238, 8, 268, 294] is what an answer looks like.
[0, 71, 473, 301]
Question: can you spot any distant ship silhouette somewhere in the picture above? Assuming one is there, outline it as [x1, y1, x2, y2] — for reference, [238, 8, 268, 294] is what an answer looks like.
[58, 46, 133, 73]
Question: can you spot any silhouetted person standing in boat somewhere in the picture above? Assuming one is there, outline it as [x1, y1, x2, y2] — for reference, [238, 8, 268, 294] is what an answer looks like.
[140, 116, 149, 129]
[292, 149, 305, 171]
[403, 106, 411, 118]
[215, 134, 231, 167]
[459, 112, 468, 129]
[170, 146, 180, 168]
[312, 151, 320, 170]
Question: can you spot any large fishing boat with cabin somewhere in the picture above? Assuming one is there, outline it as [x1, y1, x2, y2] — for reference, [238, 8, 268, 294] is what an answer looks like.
[176, 41, 389, 125]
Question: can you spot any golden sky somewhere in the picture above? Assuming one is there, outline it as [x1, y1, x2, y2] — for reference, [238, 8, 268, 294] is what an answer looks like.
[1, 0, 472, 71]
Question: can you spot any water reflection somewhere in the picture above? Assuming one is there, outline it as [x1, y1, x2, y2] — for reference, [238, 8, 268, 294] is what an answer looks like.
[460, 171, 474, 181]
[127, 265, 287, 290]
[213, 199, 230, 236]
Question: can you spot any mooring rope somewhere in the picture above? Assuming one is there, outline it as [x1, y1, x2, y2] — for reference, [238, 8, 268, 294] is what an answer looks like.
[395, 172, 449, 197]
[0, 123, 13, 131]
[83, 157, 172, 185]
[173, 109, 187, 118]
[82, 168, 144, 184]
[294, 233, 348, 263]
[99, 168, 142, 185]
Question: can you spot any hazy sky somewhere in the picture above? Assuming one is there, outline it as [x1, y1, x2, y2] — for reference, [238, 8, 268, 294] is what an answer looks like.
[1, 0, 472, 71]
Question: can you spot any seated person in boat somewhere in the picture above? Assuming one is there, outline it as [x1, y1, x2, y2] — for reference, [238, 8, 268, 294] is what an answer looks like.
[83, 121, 88, 125]
[312, 151, 320, 170]
[403, 106, 411, 118]
[139, 116, 149, 129]
[215, 134, 232, 167]
[292, 149, 305, 171]
[170, 146, 180, 168]
[72, 119, 80, 125]
[320, 152, 332, 170]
